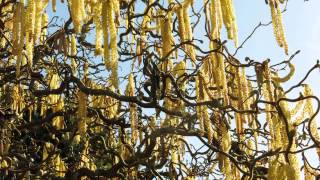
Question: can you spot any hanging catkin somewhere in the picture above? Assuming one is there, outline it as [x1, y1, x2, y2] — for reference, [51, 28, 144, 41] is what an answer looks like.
[269, 0, 288, 54]
[233, 65, 245, 134]
[77, 90, 87, 136]
[93, 1, 103, 55]
[52, 98, 64, 130]
[203, 108, 213, 143]
[34, 0, 43, 42]
[108, 0, 118, 88]
[260, 61, 284, 151]
[221, 118, 232, 180]
[26, 0, 35, 38]
[12, 2, 24, 77]
[196, 73, 205, 134]
[12, 4, 20, 56]
[69, 35, 77, 76]
[210, 0, 223, 40]
[126, 73, 139, 144]
[211, 42, 228, 105]
[161, 17, 172, 71]
[101, 0, 118, 88]
[303, 85, 320, 157]
[277, 90, 300, 179]
[219, 0, 238, 46]
[70, 0, 86, 34]
[24, 0, 35, 66]
[182, 3, 196, 63]
[102, 0, 110, 69]
[176, 8, 186, 47]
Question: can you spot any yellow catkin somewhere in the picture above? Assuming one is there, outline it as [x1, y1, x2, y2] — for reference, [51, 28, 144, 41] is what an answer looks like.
[55, 155, 66, 177]
[303, 85, 320, 157]
[13, 2, 24, 77]
[231, 65, 246, 135]
[197, 69, 213, 141]
[93, 1, 103, 55]
[70, 0, 85, 33]
[78, 141, 96, 170]
[105, 85, 118, 119]
[196, 73, 205, 134]
[12, 4, 20, 56]
[34, 0, 43, 41]
[23, 0, 35, 67]
[161, 18, 172, 71]
[70, 35, 77, 75]
[276, 2, 288, 54]
[203, 108, 213, 143]
[102, 1, 110, 69]
[219, 0, 238, 46]
[26, 0, 35, 37]
[260, 60, 280, 150]
[240, 67, 250, 115]
[52, 99, 64, 130]
[161, 60, 174, 127]
[171, 147, 178, 168]
[12, 85, 20, 113]
[77, 91, 87, 137]
[17, 2, 25, 69]
[49, 72, 60, 104]
[211, 42, 228, 105]
[210, 0, 223, 39]
[26, 38, 34, 66]
[272, 63, 295, 82]
[269, 0, 288, 54]
[278, 90, 300, 179]
[221, 122, 232, 180]
[126, 73, 139, 144]
[112, 0, 120, 21]
[101, 0, 118, 87]
[139, 2, 154, 64]
[183, 4, 196, 63]
[107, 0, 118, 88]
[177, 8, 186, 47]
[270, 164, 296, 180]
[268, 158, 282, 180]
[171, 135, 179, 168]
[34, 0, 48, 43]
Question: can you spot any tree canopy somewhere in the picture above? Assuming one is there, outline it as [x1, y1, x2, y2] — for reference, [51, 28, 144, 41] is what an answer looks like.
[0, 0, 319, 179]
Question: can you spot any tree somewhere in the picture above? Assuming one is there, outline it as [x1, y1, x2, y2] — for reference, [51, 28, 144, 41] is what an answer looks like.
[0, 0, 319, 179]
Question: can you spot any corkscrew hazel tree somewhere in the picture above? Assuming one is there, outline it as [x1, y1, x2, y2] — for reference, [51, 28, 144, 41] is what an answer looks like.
[0, 0, 319, 179]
